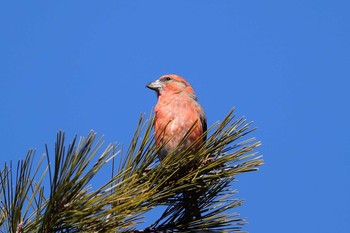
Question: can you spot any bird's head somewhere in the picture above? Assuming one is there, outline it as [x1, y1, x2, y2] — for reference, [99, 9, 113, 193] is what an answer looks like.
[146, 74, 197, 99]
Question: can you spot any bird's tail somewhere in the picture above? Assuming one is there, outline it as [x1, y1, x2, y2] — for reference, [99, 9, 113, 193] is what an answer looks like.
[183, 189, 201, 221]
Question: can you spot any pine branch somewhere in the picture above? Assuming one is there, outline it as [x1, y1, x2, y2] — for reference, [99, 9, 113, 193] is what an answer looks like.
[0, 110, 263, 232]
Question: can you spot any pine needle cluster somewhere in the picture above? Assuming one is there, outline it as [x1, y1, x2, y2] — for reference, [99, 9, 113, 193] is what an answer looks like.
[0, 110, 263, 232]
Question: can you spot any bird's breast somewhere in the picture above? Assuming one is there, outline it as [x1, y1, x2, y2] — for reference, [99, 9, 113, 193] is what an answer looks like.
[154, 95, 204, 157]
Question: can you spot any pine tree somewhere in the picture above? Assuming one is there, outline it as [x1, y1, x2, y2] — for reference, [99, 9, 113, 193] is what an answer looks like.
[0, 110, 263, 232]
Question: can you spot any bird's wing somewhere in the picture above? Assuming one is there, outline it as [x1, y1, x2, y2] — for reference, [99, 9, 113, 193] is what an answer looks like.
[200, 109, 207, 142]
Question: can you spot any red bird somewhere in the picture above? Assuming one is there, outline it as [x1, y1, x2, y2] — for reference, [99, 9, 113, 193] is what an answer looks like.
[146, 74, 206, 221]
[146, 74, 207, 161]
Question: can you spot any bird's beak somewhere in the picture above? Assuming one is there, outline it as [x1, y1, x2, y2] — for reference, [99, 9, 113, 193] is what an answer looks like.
[146, 79, 162, 91]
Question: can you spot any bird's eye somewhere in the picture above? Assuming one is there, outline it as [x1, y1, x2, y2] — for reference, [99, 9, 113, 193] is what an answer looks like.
[162, 77, 171, 82]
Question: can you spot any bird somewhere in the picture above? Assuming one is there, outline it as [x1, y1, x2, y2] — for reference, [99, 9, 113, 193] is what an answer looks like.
[146, 74, 207, 161]
[146, 74, 207, 221]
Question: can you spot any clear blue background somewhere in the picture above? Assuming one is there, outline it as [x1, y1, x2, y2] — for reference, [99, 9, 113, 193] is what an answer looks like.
[1, 1, 349, 232]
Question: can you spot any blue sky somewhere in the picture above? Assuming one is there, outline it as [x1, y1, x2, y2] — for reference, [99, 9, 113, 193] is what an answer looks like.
[1, 0, 349, 232]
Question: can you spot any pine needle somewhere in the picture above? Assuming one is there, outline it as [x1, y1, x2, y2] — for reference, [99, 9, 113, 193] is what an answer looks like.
[0, 110, 263, 233]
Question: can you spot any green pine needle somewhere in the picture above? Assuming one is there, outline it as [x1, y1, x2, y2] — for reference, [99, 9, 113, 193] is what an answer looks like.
[0, 110, 263, 233]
